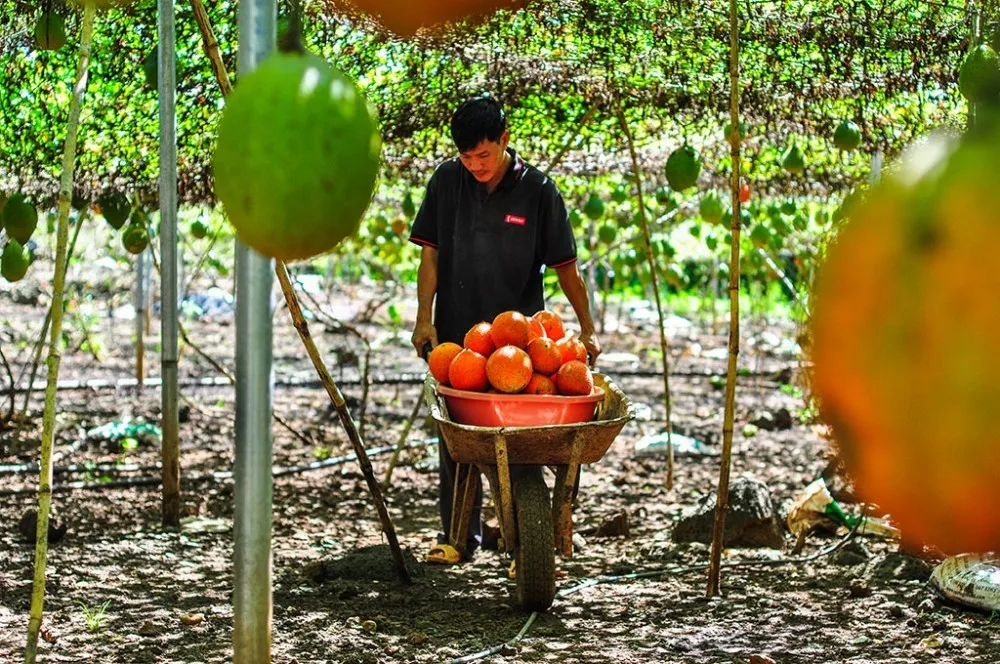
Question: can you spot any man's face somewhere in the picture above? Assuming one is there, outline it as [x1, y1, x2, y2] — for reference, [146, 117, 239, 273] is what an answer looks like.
[458, 131, 510, 183]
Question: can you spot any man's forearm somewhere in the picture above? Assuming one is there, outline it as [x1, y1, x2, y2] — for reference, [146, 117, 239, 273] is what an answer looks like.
[417, 246, 438, 324]
[556, 263, 596, 333]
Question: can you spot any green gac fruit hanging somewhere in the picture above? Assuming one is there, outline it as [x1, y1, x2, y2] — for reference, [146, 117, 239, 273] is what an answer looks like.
[705, 235, 719, 252]
[35, 11, 67, 51]
[834, 120, 862, 151]
[583, 193, 605, 221]
[213, 50, 382, 262]
[749, 223, 771, 249]
[781, 198, 797, 215]
[781, 142, 806, 175]
[699, 191, 724, 224]
[122, 222, 150, 255]
[3, 194, 38, 244]
[190, 220, 209, 239]
[959, 44, 1000, 105]
[611, 185, 628, 204]
[772, 215, 792, 237]
[98, 193, 130, 230]
[654, 186, 671, 205]
[665, 144, 701, 192]
[1, 239, 30, 282]
[793, 214, 809, 232]
[597, 223, 617, 245]
[569, 208, 584, 228]
[402, 190, 416, 218]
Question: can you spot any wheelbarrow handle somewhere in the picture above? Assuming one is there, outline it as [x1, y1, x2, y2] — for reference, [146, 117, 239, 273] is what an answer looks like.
[420, 342, 433, 361]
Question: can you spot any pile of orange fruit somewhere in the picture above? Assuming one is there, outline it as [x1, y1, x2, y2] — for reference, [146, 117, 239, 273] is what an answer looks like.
[427, 310, 595, 396]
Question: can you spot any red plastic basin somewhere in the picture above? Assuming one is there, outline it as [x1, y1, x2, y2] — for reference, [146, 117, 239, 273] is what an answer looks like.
[437, 385, 606, 428]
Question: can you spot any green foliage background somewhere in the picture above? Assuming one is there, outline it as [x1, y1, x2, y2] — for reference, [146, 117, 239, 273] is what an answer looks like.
[0, 0, 974, 208]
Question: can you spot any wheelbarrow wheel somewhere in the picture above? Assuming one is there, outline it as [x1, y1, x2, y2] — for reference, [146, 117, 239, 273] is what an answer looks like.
[513, 469, 556, 612]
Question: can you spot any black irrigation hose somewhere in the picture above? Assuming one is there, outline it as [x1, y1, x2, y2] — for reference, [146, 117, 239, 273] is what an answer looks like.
[0, 365, 801, 397]
[445, 513, 867, 664]
[0, 438, 439, 496]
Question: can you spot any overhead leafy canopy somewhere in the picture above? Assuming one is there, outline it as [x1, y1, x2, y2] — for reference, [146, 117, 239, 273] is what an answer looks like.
[0, 0, 977, 208]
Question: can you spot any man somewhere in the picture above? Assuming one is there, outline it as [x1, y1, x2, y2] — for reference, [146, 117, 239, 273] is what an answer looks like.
[408, 95, 600, 564]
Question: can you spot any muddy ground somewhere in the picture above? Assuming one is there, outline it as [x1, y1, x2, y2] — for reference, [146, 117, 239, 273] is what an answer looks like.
[1, 252, 998, 664]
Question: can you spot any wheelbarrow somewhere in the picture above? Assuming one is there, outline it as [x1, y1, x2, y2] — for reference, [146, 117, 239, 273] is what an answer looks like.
[424, 372, 635, 611]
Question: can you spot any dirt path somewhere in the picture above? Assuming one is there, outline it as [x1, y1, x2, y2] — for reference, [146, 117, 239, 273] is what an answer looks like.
[1, 273, 997, 664]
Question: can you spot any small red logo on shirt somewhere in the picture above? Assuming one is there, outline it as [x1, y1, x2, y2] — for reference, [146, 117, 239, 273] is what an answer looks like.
[505, 214, 526, 226]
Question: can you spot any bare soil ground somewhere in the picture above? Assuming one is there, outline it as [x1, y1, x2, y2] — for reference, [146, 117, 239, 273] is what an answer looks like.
[1, 256, 998, 664]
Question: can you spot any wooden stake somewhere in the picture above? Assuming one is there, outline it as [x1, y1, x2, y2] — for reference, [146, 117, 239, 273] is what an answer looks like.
[276, 263, 410, 583]
[193, 0, 409, 583]
[616, 104, 675, 490]
[25, 4, 96, 661]
[707, 0, 743, 598]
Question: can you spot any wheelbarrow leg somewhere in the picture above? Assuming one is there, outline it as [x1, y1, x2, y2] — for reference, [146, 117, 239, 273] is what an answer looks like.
[449, 463, 481, 558]
[483, 466, 514, 553]
[493, 435, 516, 555]
[553, 433, 585, 558]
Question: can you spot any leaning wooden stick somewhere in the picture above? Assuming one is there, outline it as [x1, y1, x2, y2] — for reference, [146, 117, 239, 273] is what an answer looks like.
[191, 0, 409, 583]
[616, 103, 676, 490]
[276, 262, 410, 583]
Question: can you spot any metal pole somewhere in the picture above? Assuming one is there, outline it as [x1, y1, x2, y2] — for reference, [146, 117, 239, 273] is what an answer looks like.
[233, 1, 276, 661]
[135, 248, 146, 385]
[158, 0, 181, 528]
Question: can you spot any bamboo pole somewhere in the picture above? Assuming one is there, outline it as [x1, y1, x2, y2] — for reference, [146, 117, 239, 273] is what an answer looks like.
[24, 4, 95, 661]
[616, 105, 675, 490]
[382, 389, 425, 489]
[707, 0, 743, 598]
[276, 262, 410, 583]
[191, 0, 408, 583]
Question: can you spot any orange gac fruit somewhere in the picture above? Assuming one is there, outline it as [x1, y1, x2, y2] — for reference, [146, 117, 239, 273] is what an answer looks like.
[532, 310, 565, 341]
[524, 373, 557, 395]
[555, 336, 587, 365]
[485, 345, 533, 393]
[490, 310, 530, 349]
[428, 341, 462, 385]
[554, 360, 594, 396]
[448, 349, 489, 392]
[343, 0, 527, 38]
[527, 317, 546, 342]
[526, 337, 563, 376]
[464, 321, 496, 357]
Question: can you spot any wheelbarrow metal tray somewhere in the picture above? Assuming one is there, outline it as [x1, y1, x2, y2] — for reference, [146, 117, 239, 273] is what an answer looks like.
[425, 372, 635, 466]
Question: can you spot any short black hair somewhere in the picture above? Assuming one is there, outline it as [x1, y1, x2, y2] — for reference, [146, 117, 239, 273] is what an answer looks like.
[450, 95, 507, 153]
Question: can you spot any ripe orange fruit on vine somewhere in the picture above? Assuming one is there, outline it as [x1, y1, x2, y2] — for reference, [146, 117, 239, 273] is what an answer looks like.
[340, 0, 526, 37]
[464, 322, 496, 357]
[427, 342, 462, 385]
[524, 373, 557, 395]
[448, 349, 488, 392]
[740, 181, 751, 203]
[532, 310, 565, 340]
[486, 345, 533, 393]
[811, 130, 1000, 555]
[553, 360, 594, 396]
[555, 336, 587, 365]
[490, 310, 530, 349]
[526, 337, 562, 376]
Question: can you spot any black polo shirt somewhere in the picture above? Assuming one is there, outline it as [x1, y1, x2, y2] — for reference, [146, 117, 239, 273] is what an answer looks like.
[408, 148, 577, 346]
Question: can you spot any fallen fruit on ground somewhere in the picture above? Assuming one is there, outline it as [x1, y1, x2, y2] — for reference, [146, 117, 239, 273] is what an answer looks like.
[213, 50, 381, 262]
